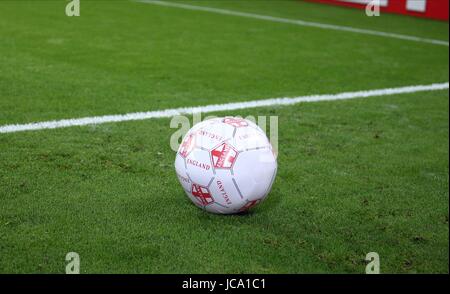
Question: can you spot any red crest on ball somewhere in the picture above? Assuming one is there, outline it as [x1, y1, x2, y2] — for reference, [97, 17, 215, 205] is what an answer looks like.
[211, 142, 238, 169]
[191, 183, 214, 206]
[222, 117, 249, 128]
[179, 133, 196, 158]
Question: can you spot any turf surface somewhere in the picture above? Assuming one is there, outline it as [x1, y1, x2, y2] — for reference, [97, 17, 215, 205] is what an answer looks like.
[0, 0, 448, 273]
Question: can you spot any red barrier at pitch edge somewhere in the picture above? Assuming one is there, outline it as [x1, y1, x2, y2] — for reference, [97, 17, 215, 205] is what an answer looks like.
[306, 0, 449, 21]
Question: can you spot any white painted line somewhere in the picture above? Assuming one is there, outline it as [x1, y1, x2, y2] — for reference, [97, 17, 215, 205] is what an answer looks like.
[0, 82, 448, 134]
[135, 0, 449, 47]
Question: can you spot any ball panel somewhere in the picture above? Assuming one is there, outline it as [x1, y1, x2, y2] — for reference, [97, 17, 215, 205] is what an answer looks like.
[232, 147, 277, 202]
[242, 118, 267, 135]
[185, 148, 214, 187]
[210, 141, 239, 170]
[178, 132, 196, 158]
[232, 126, 271, 151]
[208, 172, 245, 212]
[203, 202, 232, 214]
[262, 165, 278, 200]
[190, 183, 215, 206]
[238, 199, 262, 212]
[195, 122, 235, 151]
[174, 153, 191, 193]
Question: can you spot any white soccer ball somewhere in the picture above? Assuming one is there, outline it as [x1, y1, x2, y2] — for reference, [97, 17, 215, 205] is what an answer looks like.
[174, 117, 277, 214]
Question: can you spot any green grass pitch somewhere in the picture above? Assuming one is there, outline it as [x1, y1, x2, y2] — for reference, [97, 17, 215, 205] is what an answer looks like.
[0, 0, 448, 273]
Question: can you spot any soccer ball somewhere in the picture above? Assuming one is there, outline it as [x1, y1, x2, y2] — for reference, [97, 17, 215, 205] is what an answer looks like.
[174, 117, 277, 214]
